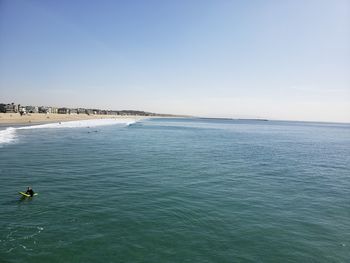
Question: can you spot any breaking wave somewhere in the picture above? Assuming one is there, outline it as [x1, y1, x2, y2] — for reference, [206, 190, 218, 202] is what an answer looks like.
[0, 118, 136, 145]
[0, 127, 17, 144]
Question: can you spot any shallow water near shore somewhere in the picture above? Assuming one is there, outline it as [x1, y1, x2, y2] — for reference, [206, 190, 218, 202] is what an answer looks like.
[0, 118, 349, 262]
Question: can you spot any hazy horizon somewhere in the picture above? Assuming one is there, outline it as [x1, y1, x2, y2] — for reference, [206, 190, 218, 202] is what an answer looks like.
[1, 0, 349, 123]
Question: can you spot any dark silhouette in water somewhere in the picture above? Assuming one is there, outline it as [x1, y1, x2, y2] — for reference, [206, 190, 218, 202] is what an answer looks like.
[25, 187, 35, 197]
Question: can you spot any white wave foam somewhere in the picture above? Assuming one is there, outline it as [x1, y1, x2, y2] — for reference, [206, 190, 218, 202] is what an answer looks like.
[0, 118, 136, 145]
[0, 127, 17, 145]
[18, 118, 136, 130]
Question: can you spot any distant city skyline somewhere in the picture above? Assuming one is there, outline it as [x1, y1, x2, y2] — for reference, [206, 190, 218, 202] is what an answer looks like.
[1, 0, 349, 122]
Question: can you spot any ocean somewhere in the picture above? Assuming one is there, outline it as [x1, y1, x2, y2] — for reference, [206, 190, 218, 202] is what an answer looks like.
[0, 118, 349, 262]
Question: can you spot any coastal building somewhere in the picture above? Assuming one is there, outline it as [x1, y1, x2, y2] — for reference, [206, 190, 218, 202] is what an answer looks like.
[85, 109, 94, 115]
[38, 106, 52, 114]
[18, 105, 27, 114]
[0, 104, 6, 113]
[70, 108, 78, 114]
[25, 106, 38, 113]
[77, 108, 86, 114]
[0, 101, 164, 117]
[58, 108, 70, 114]
[4, 103, 19, 113]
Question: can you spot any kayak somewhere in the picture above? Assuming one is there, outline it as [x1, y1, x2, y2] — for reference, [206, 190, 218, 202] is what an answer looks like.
[19, 192, 38, 197]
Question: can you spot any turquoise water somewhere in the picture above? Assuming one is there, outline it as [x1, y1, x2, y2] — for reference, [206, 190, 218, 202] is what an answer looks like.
[1, 118, 349, 262]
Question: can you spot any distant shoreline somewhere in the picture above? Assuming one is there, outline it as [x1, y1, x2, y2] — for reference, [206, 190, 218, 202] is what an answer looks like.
[1, 113, 348, 126]
[197, 117, 350, 125]
[0, 113, 148, 125]
[198, 117, 269, 121]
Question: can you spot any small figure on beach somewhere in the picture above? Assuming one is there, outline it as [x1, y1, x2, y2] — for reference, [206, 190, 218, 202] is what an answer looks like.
[25, 187, 35, 197]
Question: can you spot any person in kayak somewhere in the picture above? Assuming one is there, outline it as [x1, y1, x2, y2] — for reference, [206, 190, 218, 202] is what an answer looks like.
[25, 187, 35, 197]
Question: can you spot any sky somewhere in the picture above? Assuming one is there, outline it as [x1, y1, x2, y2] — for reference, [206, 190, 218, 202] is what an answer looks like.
[0, 0, 349, 122]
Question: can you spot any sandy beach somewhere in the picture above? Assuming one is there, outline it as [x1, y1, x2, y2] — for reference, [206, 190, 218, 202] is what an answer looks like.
[0, 113, 147, 125]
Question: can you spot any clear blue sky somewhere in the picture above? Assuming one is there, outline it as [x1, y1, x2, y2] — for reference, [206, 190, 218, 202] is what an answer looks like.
[1, 0, 349, 122]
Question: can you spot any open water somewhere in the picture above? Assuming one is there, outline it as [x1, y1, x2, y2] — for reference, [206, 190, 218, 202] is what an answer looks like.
[0, 118, 349, 262]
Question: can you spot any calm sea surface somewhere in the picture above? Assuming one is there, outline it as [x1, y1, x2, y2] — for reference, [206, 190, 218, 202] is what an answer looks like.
[0, 118, 349, 262]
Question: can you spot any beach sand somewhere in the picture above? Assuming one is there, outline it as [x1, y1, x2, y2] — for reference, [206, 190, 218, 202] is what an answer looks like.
[0, 113, 146, 125]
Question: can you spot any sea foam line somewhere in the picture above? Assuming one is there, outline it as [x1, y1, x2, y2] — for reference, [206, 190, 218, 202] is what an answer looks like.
[0, 127, 17, 144]
[0, 118, 136, 145]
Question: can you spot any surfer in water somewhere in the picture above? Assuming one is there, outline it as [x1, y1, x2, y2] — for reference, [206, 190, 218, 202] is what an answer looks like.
[25, 187, 35, 197]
